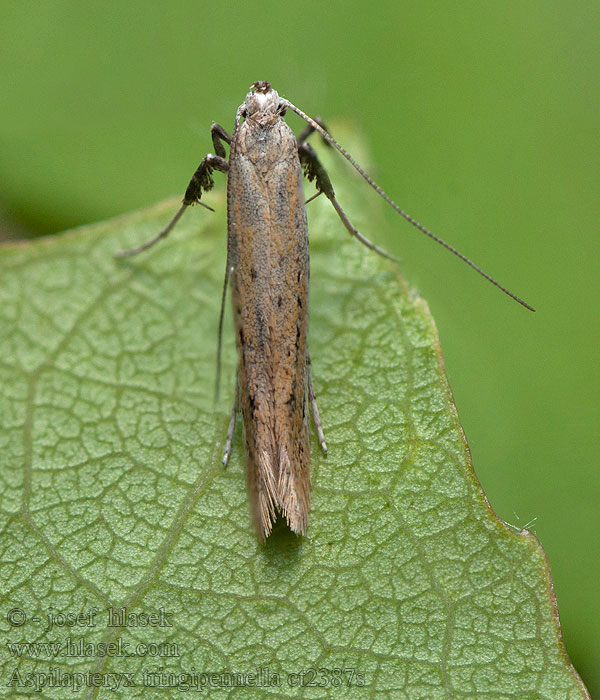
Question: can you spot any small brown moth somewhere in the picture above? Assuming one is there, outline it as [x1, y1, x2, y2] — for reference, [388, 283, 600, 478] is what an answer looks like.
[117, 81, 533, 540]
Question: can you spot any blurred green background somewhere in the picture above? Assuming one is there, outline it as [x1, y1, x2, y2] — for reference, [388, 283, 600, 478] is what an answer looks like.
[1, 0, 597, 693]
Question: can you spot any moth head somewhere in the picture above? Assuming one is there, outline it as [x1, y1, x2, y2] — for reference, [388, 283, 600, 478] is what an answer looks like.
[243, 81, 282, 118]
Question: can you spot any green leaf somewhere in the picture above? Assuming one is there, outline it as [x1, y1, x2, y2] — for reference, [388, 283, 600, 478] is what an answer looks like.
[0, 134, 588, 699]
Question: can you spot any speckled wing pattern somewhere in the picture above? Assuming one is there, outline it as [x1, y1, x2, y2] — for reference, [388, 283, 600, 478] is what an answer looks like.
[227, 110, 311, 539]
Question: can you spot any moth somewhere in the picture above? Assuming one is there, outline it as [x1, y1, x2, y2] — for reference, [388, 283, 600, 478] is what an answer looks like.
[117, 81, 533, 540]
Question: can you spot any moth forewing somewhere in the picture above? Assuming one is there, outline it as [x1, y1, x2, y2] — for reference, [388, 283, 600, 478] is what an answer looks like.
[227, 91, 312, 539]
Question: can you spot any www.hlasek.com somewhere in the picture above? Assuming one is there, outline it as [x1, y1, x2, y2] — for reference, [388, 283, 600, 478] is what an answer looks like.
[6, 637, 178, 659]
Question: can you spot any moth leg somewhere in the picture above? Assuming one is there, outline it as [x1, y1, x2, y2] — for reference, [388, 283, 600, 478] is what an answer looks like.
[211, 122, 231, 157]
[298, 142, 399, 263]
[215, 262, 233, 403]
[222, 374, 240, 467]
[296, 116, 330, 146]
[307, 354, 327, 454]
[115, 153, 229, 258]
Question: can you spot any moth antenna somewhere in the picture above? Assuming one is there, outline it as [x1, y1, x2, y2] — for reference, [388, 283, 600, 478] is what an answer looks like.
[282, 99, 535, 312]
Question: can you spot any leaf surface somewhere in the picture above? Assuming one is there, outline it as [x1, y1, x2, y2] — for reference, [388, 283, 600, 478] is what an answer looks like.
[0, 137, 588, 699]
